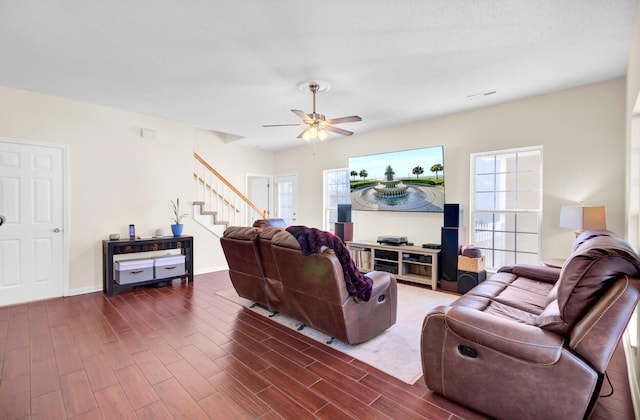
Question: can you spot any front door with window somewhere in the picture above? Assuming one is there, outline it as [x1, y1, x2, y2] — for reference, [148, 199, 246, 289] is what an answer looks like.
[0, 139, 66, 306]
[275, 174, 298, 226]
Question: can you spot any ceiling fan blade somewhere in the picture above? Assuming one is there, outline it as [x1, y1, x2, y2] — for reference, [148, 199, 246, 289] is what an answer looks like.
[262, 123, 304, 127]
[291, 109, 310, 120]
[296, 128, 310, 139]
[326, 115, 362, 124]
[325, 125, 354, 136]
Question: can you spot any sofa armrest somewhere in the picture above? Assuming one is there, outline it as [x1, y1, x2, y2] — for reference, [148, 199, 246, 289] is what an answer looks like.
[365, 270, 392, 297]
[498, 264, 561, 284]
[444, 305, 564, 364]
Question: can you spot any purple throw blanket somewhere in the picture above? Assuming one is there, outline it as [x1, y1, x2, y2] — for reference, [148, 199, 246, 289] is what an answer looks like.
[286, 226, 373, 302]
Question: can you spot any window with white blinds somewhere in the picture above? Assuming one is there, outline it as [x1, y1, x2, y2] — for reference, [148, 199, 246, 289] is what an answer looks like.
[470, 147, 543, 269]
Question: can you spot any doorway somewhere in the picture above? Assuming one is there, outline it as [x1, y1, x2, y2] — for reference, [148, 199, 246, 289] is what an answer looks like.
[274, 174, 298, 226]
[246, 173, 272, 225]
[0, 138, 68, 306]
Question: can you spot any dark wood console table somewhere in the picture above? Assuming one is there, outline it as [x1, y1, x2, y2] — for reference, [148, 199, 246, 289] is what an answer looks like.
[102, 235, 194, 297]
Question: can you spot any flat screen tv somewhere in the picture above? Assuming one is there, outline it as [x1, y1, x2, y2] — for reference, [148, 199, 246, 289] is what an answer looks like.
[348, 146, 444, 212]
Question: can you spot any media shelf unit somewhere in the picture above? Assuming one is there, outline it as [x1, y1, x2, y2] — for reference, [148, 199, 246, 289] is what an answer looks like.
[346, 240, 440, 290]
[102, 235, 193, 297]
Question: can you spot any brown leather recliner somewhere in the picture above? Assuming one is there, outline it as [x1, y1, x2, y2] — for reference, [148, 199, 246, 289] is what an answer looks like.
[256, 226, 288, 313]
[420, 230, 640, 420]
[270, 229, 397, 345]
[220, 226, 270, 308]
[221, 225, 289, 313]
[251, 216, 289, 310]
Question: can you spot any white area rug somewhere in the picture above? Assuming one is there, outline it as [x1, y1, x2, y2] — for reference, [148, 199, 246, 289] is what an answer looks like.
[217, 283, 457, 384]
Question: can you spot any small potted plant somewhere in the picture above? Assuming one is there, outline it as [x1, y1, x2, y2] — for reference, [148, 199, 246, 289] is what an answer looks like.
[170, 198, 188, 236]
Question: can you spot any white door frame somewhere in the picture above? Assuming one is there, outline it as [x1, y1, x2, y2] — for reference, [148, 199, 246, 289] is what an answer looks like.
[0, 137, 70, 300]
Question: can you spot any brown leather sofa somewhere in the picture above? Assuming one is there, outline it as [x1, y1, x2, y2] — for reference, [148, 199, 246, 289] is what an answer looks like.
[420, 230, 640, 420]
[221, 225, 397, 344]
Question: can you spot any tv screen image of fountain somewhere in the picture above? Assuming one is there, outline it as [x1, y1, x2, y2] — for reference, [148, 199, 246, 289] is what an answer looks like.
[348, 146, 444, 212]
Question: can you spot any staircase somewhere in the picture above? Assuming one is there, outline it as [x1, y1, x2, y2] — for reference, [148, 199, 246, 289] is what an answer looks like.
[192, 201, 228, 238]
[192, 152, 267, 237]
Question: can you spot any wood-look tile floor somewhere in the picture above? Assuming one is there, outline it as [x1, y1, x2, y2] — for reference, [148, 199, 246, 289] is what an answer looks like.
[0, 271, 634, 419]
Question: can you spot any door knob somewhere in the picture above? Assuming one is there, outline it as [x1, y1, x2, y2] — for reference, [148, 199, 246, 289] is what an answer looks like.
[0, 215, 5, 227]
[53, 228, 61, 233]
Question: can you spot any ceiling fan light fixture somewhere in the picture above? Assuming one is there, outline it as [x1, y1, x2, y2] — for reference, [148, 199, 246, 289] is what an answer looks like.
[308, 126, 318, 138]
[302, 129, 313, 142]
[318, 130, 329, 141]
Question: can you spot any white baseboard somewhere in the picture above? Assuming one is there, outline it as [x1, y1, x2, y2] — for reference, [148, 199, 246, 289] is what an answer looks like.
[65, 266, 229, 297]
[67, 285, 103, 296]
[194, 265, 228, 275]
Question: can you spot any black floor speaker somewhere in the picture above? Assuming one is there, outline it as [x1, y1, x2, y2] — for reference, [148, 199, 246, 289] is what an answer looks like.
[457, 270, 487, 294]
[444, 203, 463, 228]
[440, 227, 465, 291]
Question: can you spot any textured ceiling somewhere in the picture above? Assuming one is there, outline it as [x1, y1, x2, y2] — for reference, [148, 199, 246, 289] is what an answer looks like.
[0, 0, 637, 150]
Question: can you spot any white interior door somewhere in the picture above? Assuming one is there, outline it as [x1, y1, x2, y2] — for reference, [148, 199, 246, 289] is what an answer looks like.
[275, 174, 298, 226]
[246, 174, 272, 225]
[0, 139, 66, 306]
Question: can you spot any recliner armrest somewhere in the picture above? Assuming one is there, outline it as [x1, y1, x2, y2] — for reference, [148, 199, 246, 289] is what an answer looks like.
[498, 264, 561, 284]
[351, 271, 394, 303]
[365, 270, 392, 296]
[443, 305, 564, 364]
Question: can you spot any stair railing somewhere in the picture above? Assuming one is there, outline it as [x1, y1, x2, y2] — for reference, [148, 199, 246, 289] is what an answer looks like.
[193, 152, 268, 229]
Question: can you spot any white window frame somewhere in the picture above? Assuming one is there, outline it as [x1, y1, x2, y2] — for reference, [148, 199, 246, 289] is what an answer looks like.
[625, 112, 640, 417]
[470, 146, 543, 270]
[323, 168, 350, 232]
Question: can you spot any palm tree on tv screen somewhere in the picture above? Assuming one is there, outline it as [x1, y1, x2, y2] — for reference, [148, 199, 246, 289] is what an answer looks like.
[412, 166, 424, 179]
[430, 163, 444, 180]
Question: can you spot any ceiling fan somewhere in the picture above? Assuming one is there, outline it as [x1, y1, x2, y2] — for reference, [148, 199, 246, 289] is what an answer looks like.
[263, 82, 362, 142]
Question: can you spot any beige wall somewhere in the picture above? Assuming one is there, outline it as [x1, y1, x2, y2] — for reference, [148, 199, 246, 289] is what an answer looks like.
[275, 78, 626, 260]
[0, 85, 275, 293]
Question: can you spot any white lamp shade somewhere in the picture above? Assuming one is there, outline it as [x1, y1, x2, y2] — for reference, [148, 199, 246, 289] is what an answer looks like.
[559, 205, 606, 231]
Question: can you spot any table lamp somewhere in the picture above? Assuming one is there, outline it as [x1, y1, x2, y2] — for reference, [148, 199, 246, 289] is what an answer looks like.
[559, 205, 606, 236]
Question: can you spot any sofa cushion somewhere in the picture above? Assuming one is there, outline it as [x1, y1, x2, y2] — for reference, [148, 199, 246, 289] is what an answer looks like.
[223, 226, 261, 240]
[468, 272, 551, 309]
[258, 226, 284, 240]
[458, 272, 553, 324]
